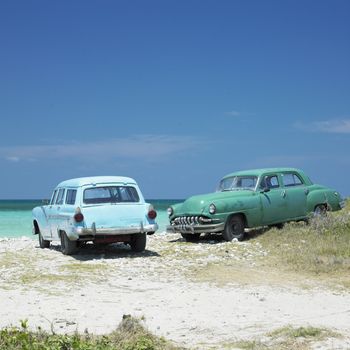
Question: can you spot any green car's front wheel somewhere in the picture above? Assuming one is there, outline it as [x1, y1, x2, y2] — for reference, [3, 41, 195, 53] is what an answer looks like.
[223, 215, 245, 242]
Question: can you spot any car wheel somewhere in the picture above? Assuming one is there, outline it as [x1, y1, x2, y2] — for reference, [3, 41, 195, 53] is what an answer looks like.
[314, 204, 327, 217]
[38, 230, 50, 249]
[181, 233, 200, 242]
[223, 215, 245, 241]
[130, 233, 146, 252]
[60, 231, 78, 255]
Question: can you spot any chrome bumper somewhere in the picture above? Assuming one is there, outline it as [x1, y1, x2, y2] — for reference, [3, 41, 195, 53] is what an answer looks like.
[76, 223, 158, 236]
[340, 200, 346, 209]
[166, 222, 225, 234]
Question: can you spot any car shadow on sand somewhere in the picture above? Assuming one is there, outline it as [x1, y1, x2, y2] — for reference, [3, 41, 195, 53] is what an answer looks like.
[48, 243, 160, 261]
[245, 227, 270, 240]
[168, 234, 225, 245]
[168, 228, 270, 244]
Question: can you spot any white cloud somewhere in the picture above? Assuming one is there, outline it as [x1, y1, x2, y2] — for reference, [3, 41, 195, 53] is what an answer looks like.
[6, 156, 20, 162]
[295, 119, 350, 134]
[0, 135, 206, 163]
[225, 110, 241, 117]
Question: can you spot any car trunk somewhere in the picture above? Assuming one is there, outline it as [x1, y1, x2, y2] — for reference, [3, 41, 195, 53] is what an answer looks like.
[81, 203, 146, 229]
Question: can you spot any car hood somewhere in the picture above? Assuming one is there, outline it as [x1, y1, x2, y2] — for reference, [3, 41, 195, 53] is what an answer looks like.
[176, 190, 254, 215]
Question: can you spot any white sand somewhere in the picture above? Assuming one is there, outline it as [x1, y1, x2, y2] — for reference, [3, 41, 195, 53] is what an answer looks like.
[0, 235, 349, 349]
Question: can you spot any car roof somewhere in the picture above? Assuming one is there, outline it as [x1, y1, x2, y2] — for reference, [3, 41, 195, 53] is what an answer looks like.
[56, 176, 138, 188]
[222, 167, 304, 178]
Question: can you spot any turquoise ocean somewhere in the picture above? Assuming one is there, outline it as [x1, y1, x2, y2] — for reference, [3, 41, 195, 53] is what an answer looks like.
[0, 199, 182, 239]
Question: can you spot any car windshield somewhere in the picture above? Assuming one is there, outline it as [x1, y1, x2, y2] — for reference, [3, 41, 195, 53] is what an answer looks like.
[83, 186, 140, 204]
[217, 176, 258, 192]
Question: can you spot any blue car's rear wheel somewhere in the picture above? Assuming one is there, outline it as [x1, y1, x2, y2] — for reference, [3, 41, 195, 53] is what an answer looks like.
[223, 215, 245, 241]
[130, 233, 146, 252]
[60, 231, 77, 255]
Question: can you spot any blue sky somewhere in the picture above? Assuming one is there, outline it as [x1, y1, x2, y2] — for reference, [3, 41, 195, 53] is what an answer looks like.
[0, 0, 349, 199]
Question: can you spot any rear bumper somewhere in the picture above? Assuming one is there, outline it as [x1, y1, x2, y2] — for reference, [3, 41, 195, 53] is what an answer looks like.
[74, 223, 158, 238]
[167, 222, 225, 234]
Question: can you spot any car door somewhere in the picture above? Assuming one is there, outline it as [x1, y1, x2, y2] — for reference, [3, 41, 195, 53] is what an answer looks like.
[259, 174, 288, 225]
[36, 190, 57, 239]
[39, 189, 57, 239]
[49, 188, 65, 239]
[281, 172, 308, 219]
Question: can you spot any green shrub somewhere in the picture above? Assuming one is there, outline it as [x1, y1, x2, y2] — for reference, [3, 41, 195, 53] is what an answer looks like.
[0, 316, 181, 350]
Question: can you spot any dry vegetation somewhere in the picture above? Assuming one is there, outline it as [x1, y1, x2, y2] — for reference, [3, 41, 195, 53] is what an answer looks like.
[184, 200, 350, 289]
[226, 325, 340, 350]
[254, 200, 350, 288]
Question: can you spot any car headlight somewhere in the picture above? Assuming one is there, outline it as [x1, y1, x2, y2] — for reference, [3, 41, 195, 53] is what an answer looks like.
[167, 207, 173, 216]
[209, 203, 216, 214]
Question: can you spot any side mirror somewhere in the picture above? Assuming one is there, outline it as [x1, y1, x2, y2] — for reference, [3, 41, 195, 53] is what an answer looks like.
[261, 187, 270, 193]
[42, 199, 49, 205]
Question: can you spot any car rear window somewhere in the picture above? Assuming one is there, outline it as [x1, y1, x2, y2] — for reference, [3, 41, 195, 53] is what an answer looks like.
[83, 186, 140, 204]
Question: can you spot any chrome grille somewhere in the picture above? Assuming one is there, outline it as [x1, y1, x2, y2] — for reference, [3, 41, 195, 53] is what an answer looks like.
[172, 216, 203, 225]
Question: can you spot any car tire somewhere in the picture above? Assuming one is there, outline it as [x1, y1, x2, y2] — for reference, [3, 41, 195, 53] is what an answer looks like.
[181, 233, 200, 242]
[60, 231, 77, 255]
[38, 230, 50, 249]
[223, 215, 245, 241]
[314, 204, 327, 217]
[130, 233, 146, 252]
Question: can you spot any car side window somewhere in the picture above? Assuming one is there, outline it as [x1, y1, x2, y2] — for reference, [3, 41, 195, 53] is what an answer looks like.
[55, 188, 65, 205]
[282, 173, 303, 187]
[66, 189, 77, 205]
[261, 175, 280, 189]
[50, 190, 57, 205]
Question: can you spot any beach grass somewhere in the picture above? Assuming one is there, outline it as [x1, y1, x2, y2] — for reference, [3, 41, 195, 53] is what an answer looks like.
[224, 325, 339, 350]
[187, 200, 350, 288]
[253, 200, 350, 286]
[0, 316, 182, 350]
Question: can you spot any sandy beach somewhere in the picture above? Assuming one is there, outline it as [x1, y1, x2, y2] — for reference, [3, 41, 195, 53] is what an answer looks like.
[1, 234, 350, 349]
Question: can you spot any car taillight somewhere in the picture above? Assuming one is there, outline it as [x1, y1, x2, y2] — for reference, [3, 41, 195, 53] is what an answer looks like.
[74, 213, 84, 222]
[74, 207, 84, 222]
[148, 209, 157, 219]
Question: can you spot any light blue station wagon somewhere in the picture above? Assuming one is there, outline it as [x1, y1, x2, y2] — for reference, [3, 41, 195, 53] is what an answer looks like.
[32, 176, 158, 255]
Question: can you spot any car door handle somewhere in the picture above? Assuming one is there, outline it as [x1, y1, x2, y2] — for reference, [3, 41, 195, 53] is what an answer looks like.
[281, 190, 286, 198]
[304, 188, 309, 195]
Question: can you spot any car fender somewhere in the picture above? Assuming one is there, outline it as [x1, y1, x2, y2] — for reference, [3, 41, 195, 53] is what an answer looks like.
[56, 208, 78, 240]
[307, 188, 332, 212]
[210, 195, 262, 228]
[32, 206, 50, 238]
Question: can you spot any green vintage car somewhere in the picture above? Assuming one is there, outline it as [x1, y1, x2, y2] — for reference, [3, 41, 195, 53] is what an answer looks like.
[167, 168, 345, 241]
